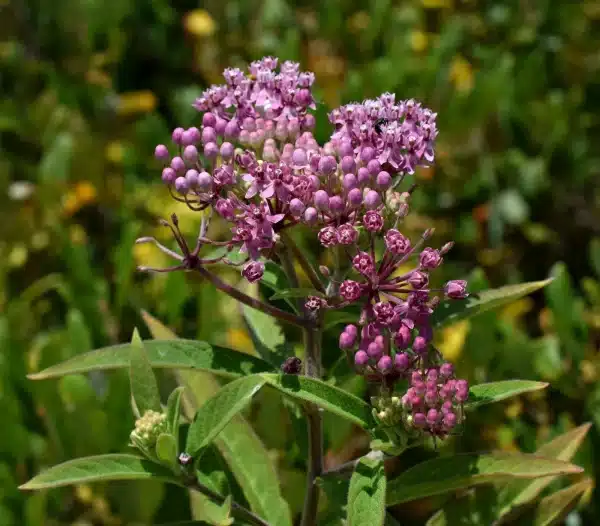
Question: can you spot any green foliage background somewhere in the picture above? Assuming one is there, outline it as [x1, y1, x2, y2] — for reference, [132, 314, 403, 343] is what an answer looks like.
[1, 0, 599, 524]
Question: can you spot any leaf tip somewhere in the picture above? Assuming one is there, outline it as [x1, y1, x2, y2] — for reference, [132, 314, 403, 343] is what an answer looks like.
[131, 327, 143, 346]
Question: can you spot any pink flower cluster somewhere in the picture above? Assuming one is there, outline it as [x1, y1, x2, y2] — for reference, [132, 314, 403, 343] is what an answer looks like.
[151, 56, 469, 438]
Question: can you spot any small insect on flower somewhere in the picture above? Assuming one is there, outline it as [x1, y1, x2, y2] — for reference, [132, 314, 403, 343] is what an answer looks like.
[374, 118, 389, 134]
[178, 452, 193, 466]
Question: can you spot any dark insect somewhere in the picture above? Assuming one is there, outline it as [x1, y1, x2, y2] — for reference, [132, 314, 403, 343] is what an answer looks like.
[281, 356, 303, 375]
[374, 118, 389, 134]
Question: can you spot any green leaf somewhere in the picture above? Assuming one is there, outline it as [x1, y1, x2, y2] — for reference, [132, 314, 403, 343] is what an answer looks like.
[466, 380, 548, 409]
[545, 263, 587, 364]
[241, 304, 288, 367]
[29, 339, 273, 380]
[518, 478, 592, 526]
[432, 279, 553, 328]
[185, 376, 266, 456]
[386, 453, 583, 505]
[216, 416, 293, 526]
[190, 446, 235, 525]
[129, 329, 161, 415]
[497, 423, 591, 520]
[270, 288, 326, 300]
[324, 309, 362, 331]
[260, 373, 374, 428]
[142, 311, 292, 526]
[167, 386, 185, 440]
[261, 261, 297, 312]
[347, 456, 387, 526]
[426, 424, 592, 526]
[156, 433, 178, 467]
[19, 454, 178, 490]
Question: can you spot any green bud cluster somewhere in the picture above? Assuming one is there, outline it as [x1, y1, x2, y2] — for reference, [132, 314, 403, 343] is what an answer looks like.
[130, 410, 168, 451]
[371, 394, 404, 427]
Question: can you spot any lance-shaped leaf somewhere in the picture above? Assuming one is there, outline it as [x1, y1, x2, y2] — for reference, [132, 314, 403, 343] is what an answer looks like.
[347, 456, 387, 526]
[167, 386, 185, 438]
[426, 424, 592, 526]
[185, 376, 266, 456]
[518, 478, 593, 526]
[260, 261, 297, 312]
[241, 304, 288, 367]
[260, 373, 374, 429]
[386, 452, 583, 505]
[142, 311, 292, 526]
[432, 278, 553, 329]
[466, 380, 548, 409]
[29, 339, 274, 380]
[156, 433, 178, 468]
[129, 329, 161, 415]
[496, 423, 591, 521]
[19, 454, 178, 490]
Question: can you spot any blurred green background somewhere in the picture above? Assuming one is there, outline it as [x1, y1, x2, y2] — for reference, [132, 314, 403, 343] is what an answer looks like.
[1, 0, 599, 524]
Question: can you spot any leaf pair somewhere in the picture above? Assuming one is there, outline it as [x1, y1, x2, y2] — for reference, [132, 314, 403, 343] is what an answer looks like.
[426, 423, 592, 526]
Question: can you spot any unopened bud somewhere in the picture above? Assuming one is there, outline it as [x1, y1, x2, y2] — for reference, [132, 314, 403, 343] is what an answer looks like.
[440, 241, 455, 255]
[423, 228, 435, 240]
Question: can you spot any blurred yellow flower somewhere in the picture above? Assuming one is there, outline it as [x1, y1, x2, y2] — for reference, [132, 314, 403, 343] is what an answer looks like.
[410, 31, 428, 52]
[105, 141, 124, 164]
[75, 484, 94, 503]
[62, 181, 98, 216]
[185, 9, 217, 37]
[115, 91, 157, 116]
[450, 55, 474, 94]
[226, 328, 254, 354]
[436, 319, 470, 361]
[7, 243, 28, 268]
[505, 398, 523, 420]
[500, 297, 533, 323]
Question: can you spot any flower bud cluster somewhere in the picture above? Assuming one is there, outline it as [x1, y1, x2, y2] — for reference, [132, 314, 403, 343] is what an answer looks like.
[400, 365, 467, 437]
[129, 410, 168, 451]
[147, 57, 470, 440]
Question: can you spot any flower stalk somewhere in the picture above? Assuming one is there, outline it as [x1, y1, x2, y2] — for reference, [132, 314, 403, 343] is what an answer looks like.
[279, 240, 324, 526]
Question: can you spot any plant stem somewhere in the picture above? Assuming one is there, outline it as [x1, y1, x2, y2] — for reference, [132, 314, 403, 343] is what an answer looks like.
[192, 263, 311, 329]
[300, 325, 324, 526]
[186, 478, 271, 526]
[280, 240, 325, 526]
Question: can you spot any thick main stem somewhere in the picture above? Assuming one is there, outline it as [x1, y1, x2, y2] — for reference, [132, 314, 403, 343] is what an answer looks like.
[300, 324, 323, 526]
[279, 243, 324, 526]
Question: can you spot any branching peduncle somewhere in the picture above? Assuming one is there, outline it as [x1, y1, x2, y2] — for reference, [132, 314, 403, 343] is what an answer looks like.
[191, 262, 312, 329]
